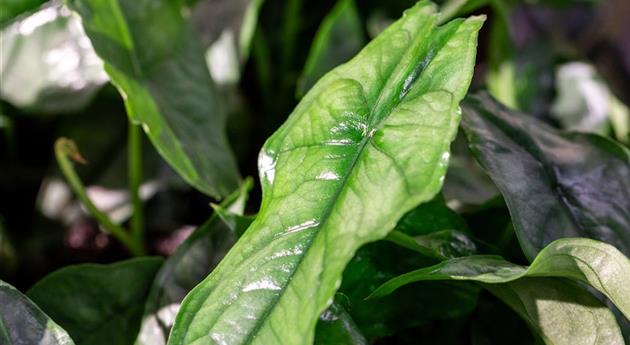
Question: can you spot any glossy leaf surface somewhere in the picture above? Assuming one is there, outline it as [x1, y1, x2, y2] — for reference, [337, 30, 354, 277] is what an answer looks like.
[169, 2, 484, 344]
[462, 92, 630, 260]
[0, 280, 75, 345]
[297, 0, 365, 96]
[67, 0, 241, 198]
[371, 237, 630, 320]
[27, 258, 162, 345]
[135, 180, 252, 345]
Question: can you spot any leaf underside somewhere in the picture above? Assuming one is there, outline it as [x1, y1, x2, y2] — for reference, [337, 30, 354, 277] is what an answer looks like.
[169, 2, 483, 344]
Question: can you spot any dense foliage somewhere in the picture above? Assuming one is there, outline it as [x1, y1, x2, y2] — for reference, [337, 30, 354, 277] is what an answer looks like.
[1, 0, 629, 344]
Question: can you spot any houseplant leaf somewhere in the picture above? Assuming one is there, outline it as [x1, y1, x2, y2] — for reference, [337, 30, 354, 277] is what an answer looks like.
[27, 257, 163, 345]
[0, 280, 75, 345]
[0, 0, 47, 27]
[370, 238, 630, 319]
[296, 0, 365, 97]
[314, 297, 367, 345]
[135, 179, 252, 345]
[461, 92, 630, 260]
[169, 2, 484, 343]
[66, 0, 241, 198]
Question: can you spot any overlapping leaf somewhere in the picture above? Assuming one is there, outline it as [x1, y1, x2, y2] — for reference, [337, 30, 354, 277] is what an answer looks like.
[370, 238, 630, 344]
[27, 258, 162, 345]
[66, 0, 241, 198]
[461, 92, 630, 260]
[0, 280, 75, 345]
[135, 180, 252, 345]
[169, 2, 484, 344]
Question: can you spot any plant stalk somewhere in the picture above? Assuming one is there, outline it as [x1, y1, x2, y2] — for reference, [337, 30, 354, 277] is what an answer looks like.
[128, 122, 144, 247]
[55, 138, 144, 256]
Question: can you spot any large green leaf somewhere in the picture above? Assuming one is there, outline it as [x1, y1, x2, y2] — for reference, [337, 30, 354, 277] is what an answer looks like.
[461, 92, 630, 260]
[27, 257, 163, 345]
[66, 0, 241, 198]
[169, 2, 483, 344]
[135, 180, 252, 345]
[370, 238, 630, 319]
[296, 0, 365, 97]
[0, 280, 75, 345]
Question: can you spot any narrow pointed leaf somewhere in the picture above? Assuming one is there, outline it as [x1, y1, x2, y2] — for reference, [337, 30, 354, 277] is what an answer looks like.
[136, 180, 253, 345]
[0, 280, 75, 345]
[461, 92, 630, 260]
[169, 2, 484, 344]
[66, 0, 241, 198]
[370, 237, 630, 320]
[27, 258, 163, 345]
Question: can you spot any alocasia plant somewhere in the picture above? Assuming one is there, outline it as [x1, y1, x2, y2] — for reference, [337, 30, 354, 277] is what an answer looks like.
[168, 2, 484, 344]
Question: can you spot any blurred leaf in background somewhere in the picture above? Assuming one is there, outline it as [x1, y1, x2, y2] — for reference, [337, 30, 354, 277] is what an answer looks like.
[0, 3, 108, 113]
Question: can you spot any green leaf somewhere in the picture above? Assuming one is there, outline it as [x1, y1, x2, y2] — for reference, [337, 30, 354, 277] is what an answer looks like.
[0, 0, 46, 27]
[314, 296, 367, 345]
[485, 278, 623, 345]
[169, 2, 484, 344]
[66, 0, 241, 198]
[296, 0, 365, 97]
[27, 257, 163, 345]
[0, 3, 108, 113]
[0, 280, 75, 345]
[370, 237, 630, 320]
[461, 92, 630, 260]
[340, 240, 480, 339]
[135, 180, 252, 345]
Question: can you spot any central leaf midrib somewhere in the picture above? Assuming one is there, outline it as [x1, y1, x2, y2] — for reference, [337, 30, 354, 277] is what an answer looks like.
[236, 18, 459, 345]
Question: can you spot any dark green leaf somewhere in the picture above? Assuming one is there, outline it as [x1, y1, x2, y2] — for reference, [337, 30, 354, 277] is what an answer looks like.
[135, 180, 252, 345]
[462, 92, 630, 260]
[0, 0, 46, 27]
[27, 257, 163, 345]
[371, 237, 630, 320]
[169, 2, 484, 344]
[67, 0, 241, 198]
[340, 241, 480, 339]
[314, 296, 367, 345]
[0, 280, 75, 345]
[297, 0, 365, 97]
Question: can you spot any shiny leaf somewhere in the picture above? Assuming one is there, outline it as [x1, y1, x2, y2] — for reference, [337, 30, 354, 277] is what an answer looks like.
[27, 258, 163, 345]
[461, 92, 630, 260]
[0, 280, 75, 345]
[67, 0, 241, 198]
[370, 237, 630, 320]
[169, 2, 484, 344]
[297, 0, 365, 97]
[135, 180, 252, 345]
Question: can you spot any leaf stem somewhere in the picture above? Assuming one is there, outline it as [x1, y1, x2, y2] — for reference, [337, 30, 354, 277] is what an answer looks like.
[128, 122, 144, 247]
[55, 138, 144, 256]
